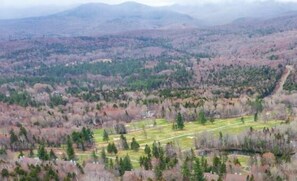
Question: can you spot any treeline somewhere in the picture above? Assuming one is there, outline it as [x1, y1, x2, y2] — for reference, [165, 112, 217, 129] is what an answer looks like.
[0, 90, 38, 107]
[195, 127, 293, 161]
[283, 72, 297, 91]
[38, 60, 143, 78]
[32, 59, 194, 91]
[207, 65, 283, 98]
[1, 162, 78, 181]
[4, 126, 93, 154]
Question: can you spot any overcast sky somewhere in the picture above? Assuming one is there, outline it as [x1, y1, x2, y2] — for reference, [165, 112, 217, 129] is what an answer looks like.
[2, 0, 297, 8]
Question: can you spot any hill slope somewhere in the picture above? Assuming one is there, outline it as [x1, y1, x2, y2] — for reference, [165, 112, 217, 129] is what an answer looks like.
[0, 2, 202, 40]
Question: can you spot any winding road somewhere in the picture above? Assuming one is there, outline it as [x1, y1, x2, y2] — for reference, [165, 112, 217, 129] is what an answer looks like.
[271, 65, 294, 96]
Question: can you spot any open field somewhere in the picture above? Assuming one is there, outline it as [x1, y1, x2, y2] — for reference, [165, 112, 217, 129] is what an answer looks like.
[70, 116, 283, 167]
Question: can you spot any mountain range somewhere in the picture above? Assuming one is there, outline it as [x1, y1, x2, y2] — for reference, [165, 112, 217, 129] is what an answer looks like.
[0, 2, 202, 40]
[1, 1, 297, 40]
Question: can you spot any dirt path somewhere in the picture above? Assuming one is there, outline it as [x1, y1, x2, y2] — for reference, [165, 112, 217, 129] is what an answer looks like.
[271, 65, 293, 96]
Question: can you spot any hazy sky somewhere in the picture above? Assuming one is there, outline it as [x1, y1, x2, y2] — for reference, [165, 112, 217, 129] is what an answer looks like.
[2, 0, 297, 7]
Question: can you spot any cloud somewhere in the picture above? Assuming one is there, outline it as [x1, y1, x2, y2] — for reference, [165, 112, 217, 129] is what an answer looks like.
[2, 0, 297, 8]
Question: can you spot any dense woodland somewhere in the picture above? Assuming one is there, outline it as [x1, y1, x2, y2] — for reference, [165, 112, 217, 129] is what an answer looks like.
[1, 6, 297, 181]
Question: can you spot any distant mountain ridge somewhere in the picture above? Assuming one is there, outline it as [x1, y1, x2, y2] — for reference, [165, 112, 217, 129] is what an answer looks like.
[167, 1, 297, 25]
[0, 2, 203, 40]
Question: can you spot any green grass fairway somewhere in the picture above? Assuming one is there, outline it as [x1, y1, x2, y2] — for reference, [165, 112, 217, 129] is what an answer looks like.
[74, 116, 283, 167]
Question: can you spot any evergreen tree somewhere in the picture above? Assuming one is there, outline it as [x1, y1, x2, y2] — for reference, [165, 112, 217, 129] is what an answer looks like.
[112, 143, 118, 154]
[19, 126, 28, 140]
[123, 155, 133, 171]
[9, 129, 18, 145]
[130, 137, 140, 151]
[219, 132, 223, 144]
[152, 141, 160, 158]
[71, 131, 84, 151]
[107, 142, 117, 154]
[201, 156, 208, 172]
[139, 156, 152, 170]
[182, 159, 191, 181]
[241, 117, 245, 124]
[161, 106, 165, 118]
[1, 168, 9, 178]
[212, 155, 221, 173]
[103, 129, 109, 141]
[108, 158, 114, 169]
[107, 143, 113, 153]
[175, 112, 185, 130]
[28, 148, 34, 158]
[144, 144, 151, 157]
[82, 127, 93, 143]
[198, 110, 207, 125]
[193, 158, 205, 181]
[119, 156, 132, 176]
[71, 127, 94, 151]
[120, 134, 129, 150]
[154, 165, 163, 180]
[66, 135, 75, 160]
[220, 162, 227, 176]
[254, 112, 258, 122]
[37, 144, 49, 161]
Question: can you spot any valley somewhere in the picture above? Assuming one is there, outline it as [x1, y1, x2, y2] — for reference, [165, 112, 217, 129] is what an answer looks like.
[1, 1, 297, 181]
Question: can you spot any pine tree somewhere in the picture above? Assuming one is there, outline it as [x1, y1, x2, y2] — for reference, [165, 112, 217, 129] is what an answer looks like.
[112, 143, 118, 154]
[9, 129, 18, 145]
[103, 129, 109, 141]
[66, 135, 75, 160]
[108, 158, 114, 169]
[107, 143, 113, 153]
[241, 117, 245, 124]
[107, 143, 117, 154]
[154, 164, 163, 180]
[28, 148, 34, 158]
[175, 112, 185, 130]
[140, 156, 150, 170]
[120, 134, 129, 150]
[130, 137, 140, 151]
[220, 162, 227, 176]
[71, 131, 84, 151]
[161, 106, 165, 118]
[212, 155, 221, 173]
[1, 168, 9, 178]
[201, 156, 208, 172]
[198, 110, 207, 125]
[193, 158, 205, 181]
[123, 155, 133, 171]
[38, 144, 49, 160]
[182, 159, 191, 181]
[82, 127, 93, 143]
[144, 144, 151, 157]
[152, 141, 159, 158]
[19, 126, 28, 140]
[254, 112, 258, 122]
